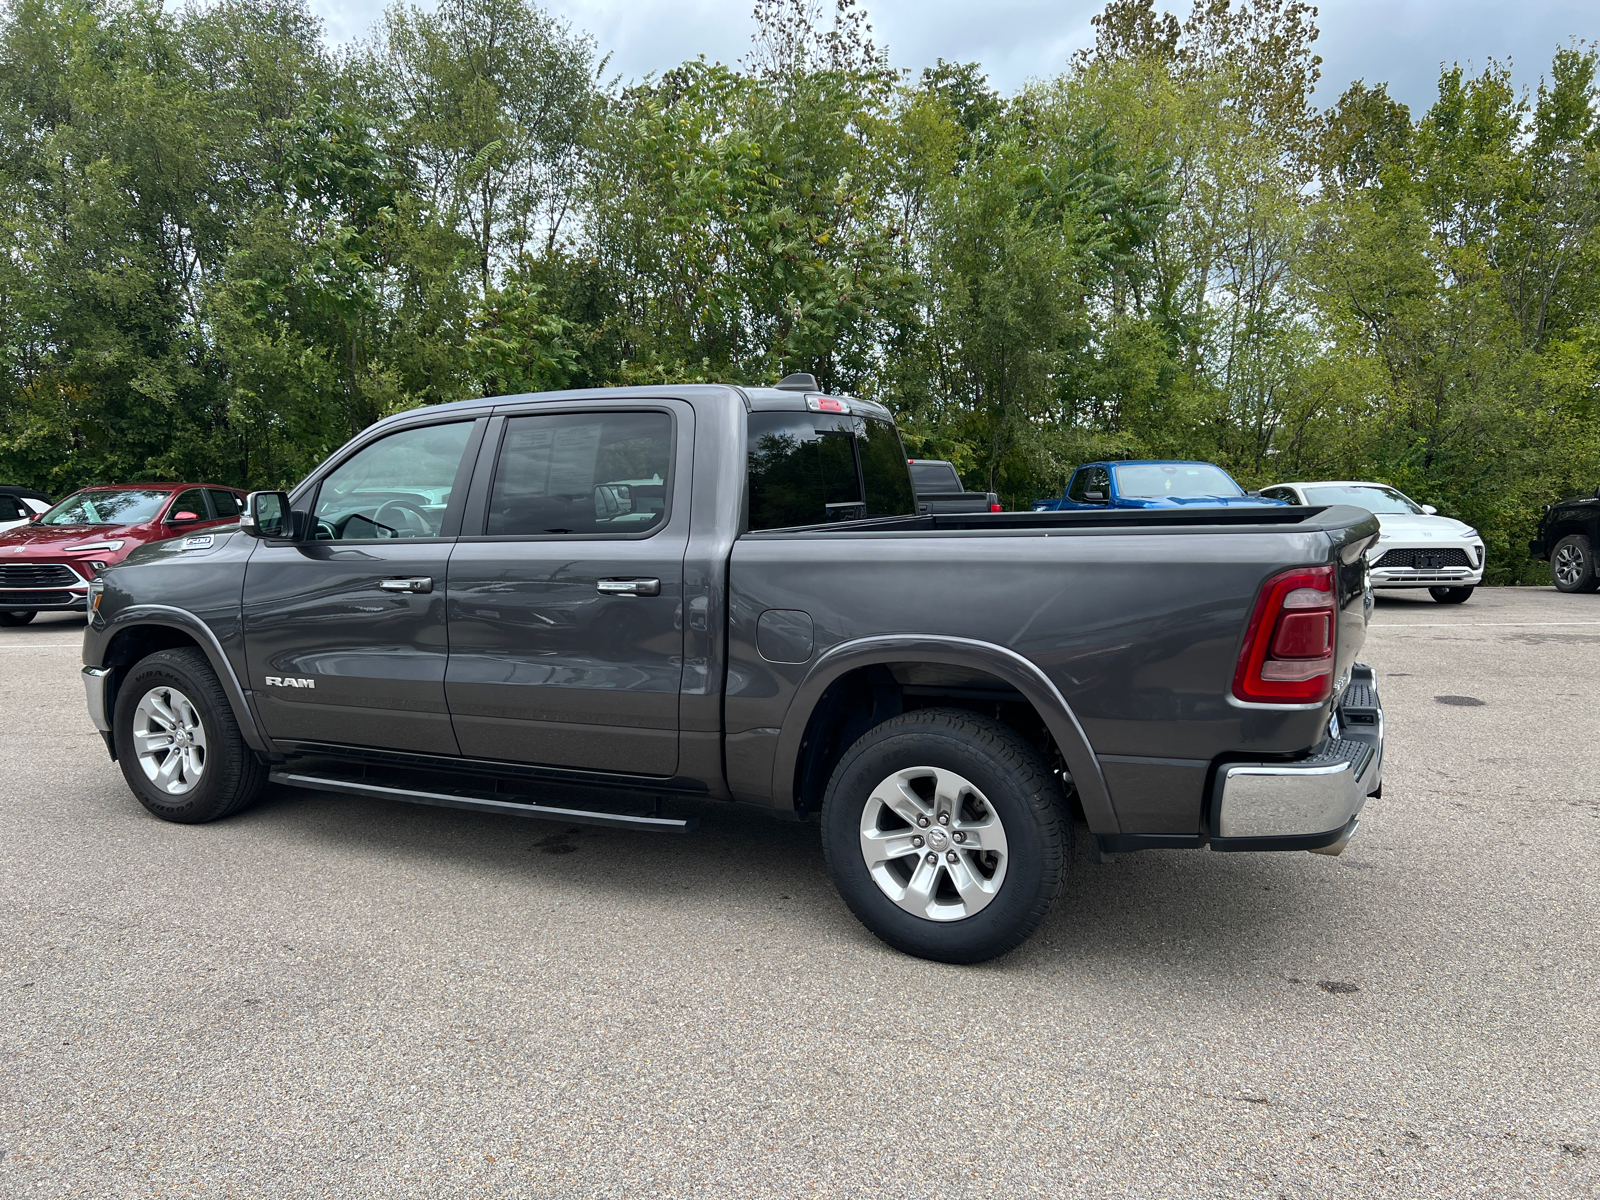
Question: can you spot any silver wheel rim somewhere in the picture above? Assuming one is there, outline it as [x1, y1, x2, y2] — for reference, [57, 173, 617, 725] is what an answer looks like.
[858, 766, 1010, 922]
[132, 685, 208, 795]
[1555, 544, 1585, 587]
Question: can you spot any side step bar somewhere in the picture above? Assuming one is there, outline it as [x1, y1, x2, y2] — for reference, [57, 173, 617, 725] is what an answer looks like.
[268, 771, 699, 833]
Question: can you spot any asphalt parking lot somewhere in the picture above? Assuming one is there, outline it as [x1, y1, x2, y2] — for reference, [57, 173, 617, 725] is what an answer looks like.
[2, 588, 1597, 1199]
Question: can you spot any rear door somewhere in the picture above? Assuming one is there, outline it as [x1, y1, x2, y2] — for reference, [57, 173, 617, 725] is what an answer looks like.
[444, 401, 689, 775]
[242, 418, 484, 755]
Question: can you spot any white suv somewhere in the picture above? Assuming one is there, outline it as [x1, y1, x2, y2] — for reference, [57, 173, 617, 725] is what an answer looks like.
[0, 489, 51, 534]
[1259, 481, 1485, 604]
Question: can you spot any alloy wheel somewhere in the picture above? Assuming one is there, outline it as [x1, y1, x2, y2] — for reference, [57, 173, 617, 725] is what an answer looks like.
[131, 685, 208, 795]
[1555, 543, 1586, 588]
[857, 765, 1010, 921]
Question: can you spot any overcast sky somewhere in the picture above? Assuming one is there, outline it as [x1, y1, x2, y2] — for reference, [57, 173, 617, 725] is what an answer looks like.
[309, 0, 1596, 116]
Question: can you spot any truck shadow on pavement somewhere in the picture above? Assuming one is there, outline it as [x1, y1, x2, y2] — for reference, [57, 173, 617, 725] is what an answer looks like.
[240, 779, 1373, 977]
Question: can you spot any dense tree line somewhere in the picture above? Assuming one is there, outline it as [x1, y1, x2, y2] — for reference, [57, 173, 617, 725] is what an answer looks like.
[0, 0, 1596, 581]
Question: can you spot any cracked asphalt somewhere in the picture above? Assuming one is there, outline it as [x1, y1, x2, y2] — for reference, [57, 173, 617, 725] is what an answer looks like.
[1, 587, 1597, 1198]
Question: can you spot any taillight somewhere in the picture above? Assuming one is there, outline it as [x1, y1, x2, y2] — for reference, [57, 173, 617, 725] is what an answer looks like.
[989, 502, 1002, 513]
[1233, 565, 1337, 703]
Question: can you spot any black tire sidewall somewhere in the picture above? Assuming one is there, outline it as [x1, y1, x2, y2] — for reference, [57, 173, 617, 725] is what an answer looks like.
[113, 652, 237, 823]
[0, 610, 37, 626]
[822, 718, 1063, 964]
[1429, 586, 1473, 603]
[1552, 536, 1595, 593]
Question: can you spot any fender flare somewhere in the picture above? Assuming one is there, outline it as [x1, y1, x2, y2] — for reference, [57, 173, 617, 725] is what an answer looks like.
[770, 634, 1119, 834]
[96, 605, 276, 756]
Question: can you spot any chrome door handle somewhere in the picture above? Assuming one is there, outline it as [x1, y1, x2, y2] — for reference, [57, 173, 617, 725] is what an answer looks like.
[378, 577, 433, 593]
[597, 578, 660, 597]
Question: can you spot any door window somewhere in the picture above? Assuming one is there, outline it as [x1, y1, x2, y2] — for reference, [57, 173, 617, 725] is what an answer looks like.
[485, 411, 673, 537]
[313, 422, 474, 540]
[1067, 469, 1091, 502]
[167, 489, 208, 523]
[0, 494, 25, 521]
[208, 489, 242, 518]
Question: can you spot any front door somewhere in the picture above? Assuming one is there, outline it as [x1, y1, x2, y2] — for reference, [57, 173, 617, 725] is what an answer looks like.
[243, 418, 483, 755]
[445, 404, 688, 776]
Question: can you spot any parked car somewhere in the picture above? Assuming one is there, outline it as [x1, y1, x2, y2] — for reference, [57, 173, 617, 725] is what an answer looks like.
[0, 486, 53, 533]
[1530, 486, 1600, 592]
[908, 459, 1002, 514]
[1259, 481, 1483, 604]
[83, 383, 1384, 964]
[1031, 460, 1287, 511]
[0, 483, 245, 626]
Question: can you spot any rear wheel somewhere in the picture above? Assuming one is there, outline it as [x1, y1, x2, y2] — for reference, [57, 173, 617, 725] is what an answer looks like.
[0, 610, 36, 626]
[820, 708, 1069, 964]
[113, 648, 267, 823]
[1551, 535, 1598, 593]
[1429, 586, 1474, 604]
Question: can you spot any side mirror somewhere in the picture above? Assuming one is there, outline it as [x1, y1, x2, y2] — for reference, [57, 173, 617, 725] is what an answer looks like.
[167, 511, 201, 524]
[1422, 504, 1437, 515]
[28, 512, 40, 523]
[239, 490, 293, 539]
[1085, 490, 1106, 502]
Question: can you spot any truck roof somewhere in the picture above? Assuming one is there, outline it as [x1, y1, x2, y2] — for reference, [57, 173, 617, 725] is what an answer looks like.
[360, 384, 895, 437]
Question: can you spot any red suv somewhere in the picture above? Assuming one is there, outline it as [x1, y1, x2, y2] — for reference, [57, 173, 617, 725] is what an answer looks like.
[0, 484, 246, 626]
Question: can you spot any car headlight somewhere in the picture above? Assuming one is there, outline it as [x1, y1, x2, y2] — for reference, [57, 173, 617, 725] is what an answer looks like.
[1459, 527, 1478, 539]
[87, 578, 105, 611]
[63, 539, 125, 553]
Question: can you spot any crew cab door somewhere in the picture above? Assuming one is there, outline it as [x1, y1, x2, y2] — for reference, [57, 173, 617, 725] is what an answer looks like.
[444, 402, 689, 776]
[242, 418, 485, 755]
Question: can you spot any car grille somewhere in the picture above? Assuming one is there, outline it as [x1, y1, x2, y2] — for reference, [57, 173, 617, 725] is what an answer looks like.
[1373, 547, 1471, 569]
[0, 563, 80, 587]
[0, 590, 75, 606]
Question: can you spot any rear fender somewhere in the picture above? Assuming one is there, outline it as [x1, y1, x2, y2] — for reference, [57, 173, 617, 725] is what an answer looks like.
[771, 634, 1118, 834]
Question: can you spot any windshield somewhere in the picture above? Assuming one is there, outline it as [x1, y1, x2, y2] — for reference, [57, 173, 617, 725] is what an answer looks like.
[1113, 463, 1242, 499]
[1300, 485, 1424, 515]
[41, 489, 170, 526]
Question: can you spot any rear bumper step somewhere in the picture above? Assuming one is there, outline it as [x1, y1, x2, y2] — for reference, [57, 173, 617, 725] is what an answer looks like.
[1209, 663, 1384, 855]
[268, 770, 699, 833]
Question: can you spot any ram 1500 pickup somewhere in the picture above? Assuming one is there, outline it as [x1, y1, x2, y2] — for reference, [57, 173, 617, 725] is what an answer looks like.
[82, 383, 1385, 963]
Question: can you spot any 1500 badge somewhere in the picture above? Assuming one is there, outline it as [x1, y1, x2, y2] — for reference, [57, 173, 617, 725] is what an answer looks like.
[263, 676, 315, 689]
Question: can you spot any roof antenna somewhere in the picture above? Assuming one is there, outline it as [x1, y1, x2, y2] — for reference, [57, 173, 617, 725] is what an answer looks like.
[775, 373, 818, 392]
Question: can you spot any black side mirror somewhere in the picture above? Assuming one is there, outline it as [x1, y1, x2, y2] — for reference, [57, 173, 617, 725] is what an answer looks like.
[1085, 490, 1106, 502]
[240, 490, 293, 539]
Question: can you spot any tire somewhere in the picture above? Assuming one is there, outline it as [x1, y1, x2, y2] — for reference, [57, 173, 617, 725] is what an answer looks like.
[1429, 586, 1475, 604]
[1551, 534, 1599, 593]
[820, 707, 1069, 964]
[112, 647, 268, 823]
[0, 610, 36, 626]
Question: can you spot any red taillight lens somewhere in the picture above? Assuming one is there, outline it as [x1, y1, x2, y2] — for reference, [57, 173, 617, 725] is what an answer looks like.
[1233, 565, 1337, 703]
[989, 502, 1002, 513]
[813, 396, 845, 412]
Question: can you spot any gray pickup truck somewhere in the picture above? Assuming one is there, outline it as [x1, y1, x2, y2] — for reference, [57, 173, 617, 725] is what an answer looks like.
[908, 459, 1003, 514]
[81, 382, 1385, 962]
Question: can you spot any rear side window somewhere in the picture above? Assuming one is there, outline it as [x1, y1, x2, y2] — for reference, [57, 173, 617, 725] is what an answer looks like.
[208, 489, 242, 518]
[167, 489, 208, 521]
[747, 412, 916, 531]
[486, 410, 672, 537]
[909, 461, 962, 494]
[0, 494, 25, 521]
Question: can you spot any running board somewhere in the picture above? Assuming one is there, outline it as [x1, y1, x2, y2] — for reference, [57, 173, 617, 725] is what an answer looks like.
[268, 771, 699, 833]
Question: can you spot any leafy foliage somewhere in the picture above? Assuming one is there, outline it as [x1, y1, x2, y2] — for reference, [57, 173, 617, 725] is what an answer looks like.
[0, 0, 1595, 583]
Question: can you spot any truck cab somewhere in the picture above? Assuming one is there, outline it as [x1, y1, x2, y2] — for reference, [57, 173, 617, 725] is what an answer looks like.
[1032, 460, 1285, 512]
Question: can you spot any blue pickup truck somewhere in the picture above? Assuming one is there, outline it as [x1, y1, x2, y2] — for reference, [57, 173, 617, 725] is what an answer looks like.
[1032, 460, 1287, 511]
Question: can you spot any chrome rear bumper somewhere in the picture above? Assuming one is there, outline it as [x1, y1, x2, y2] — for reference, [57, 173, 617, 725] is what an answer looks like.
[1211, 664, 1383, 855]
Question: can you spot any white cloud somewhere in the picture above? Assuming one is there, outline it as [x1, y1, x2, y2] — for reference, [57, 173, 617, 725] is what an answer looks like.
[306, 0, 1596, 112]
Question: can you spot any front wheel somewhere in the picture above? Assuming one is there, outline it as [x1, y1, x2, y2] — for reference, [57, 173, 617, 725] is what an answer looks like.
[112, 647, 268, 823]
[1551, 535, 1599, 593]
[820, 708, 1069, 964]
[0, 610, 36, 627]
[1429, 586, 1474, 604]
